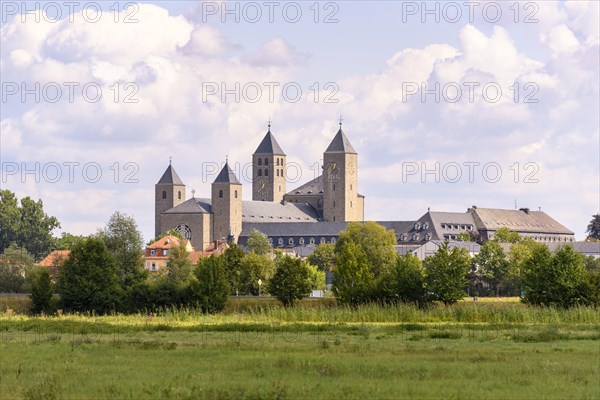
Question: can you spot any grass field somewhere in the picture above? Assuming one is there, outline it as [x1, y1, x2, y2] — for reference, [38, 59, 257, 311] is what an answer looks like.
[1, 298, 599, 399]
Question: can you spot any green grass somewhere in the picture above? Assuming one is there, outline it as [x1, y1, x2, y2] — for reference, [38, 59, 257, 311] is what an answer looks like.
[1, 299, 598, 399]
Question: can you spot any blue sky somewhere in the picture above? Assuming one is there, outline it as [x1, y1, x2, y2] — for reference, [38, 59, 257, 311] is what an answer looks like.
[1, 1, 598, 241]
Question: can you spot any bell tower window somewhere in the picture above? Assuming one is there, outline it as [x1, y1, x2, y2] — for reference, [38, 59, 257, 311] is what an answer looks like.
[258, 169, 262, 176]
[219, 190, 223, 198]
[264, 158, 269, 166]
[258, 158, 262, 166]
[178, 191, 181, 200]
[162, 191, 166, 199]
[265, 169, 268, 176]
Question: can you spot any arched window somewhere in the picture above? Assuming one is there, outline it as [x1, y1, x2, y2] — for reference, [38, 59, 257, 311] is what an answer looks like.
[219, 190, 223, 198]
[264, 158, 269, 166]
[276, 159, 280, 166]
[276, 170, 279, 177]
[258, 169, 262, 176]
[280, 169, 284, 177]
[162, 191, 167, 199]
[299, 238, 305, 245]
[258, 158, 262, 166]
[289, 238, 294, 245]
[178, 191, 181, 200]
[320, 237, 326, 244]
[278, 238, 283, 246]
[309, 237, 315, 245]
[265, 169, 269, 176]
[234, 190, 238, 199]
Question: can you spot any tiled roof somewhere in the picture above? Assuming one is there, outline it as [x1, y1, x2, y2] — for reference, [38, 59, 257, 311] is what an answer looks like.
[214, 162, 240, 184]
[286, 175, 323, 196]
[146, 235, 189, 250]
[164, 198, 212, 214]
[157, 164, 184, 185]
[242, 201, 319, 222]
[471, 208, 574, 234]
[325, 129, 357, 154]
[254, 131, 285, 155]
[36, 250, 70, 267]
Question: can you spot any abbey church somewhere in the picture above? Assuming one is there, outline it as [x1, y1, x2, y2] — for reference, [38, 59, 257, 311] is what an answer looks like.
[155, 122, 575, 252]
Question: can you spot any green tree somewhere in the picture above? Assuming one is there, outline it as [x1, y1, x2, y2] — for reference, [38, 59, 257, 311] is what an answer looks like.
[166, 242, 193, 284]
[100, 211, 146, 290]
[238, 252, 275, 295]
[28, 266, 54, 314]
[579, 257, 600, 306]
[424, 243, 471, 305]
[307, 243, 336, 271]
[0, 190, 60, 260]
[53, 232, 86, 250]
[585, 214, 600, 241]
[383, 254, 427, 305]
[222, 244, 245, 295]
[337, 222, 397, 277]
[306, 263, 326, 290]
[522, 245, 586, 308]
[333, 240, 374, 306]
[456, 232, 472, 242]
[190, 255, 229, 313]
[58, 237, 122, 314]
[246, 229, 271, 255]
[268, 255, 312, 307]
[491, 227, 521, 244]
[0, 244, 34, 293]
[472, 241, 510, 296]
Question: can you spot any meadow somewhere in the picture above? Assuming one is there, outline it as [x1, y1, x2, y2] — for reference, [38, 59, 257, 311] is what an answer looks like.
[0, 297, 599, 399]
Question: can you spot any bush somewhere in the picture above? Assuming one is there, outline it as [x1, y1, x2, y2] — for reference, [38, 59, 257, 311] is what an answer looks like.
[190, 255, 229, 313]
[268, 255, 312, 307]
[58, 237, 122, 314]
[28, 266, 54, 314]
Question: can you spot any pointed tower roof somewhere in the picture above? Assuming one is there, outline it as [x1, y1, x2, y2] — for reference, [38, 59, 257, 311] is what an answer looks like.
[325, 128, 357, 154]
[214, 162, 240, 184]
[254, 123, 285, 155]
[157, 163, 184, 185]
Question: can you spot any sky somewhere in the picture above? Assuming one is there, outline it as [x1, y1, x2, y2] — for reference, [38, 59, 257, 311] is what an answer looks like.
[1, 0, 598, 242]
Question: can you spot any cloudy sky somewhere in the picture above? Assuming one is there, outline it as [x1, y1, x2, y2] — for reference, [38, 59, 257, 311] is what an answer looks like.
[1, 0, 598, 241]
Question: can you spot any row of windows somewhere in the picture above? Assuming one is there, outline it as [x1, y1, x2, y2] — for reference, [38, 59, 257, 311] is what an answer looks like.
[441, 223, 473, 231]
[257, 157, 285, 166]
[414, 222, 429, 230]
[149, 249, 169, 256]
[218, 190, 238, 198]
[257, 168, 285, 177]
[268, 237, 337, 246]
[398, 233, 431, 242]
[162, 191, 182, 200]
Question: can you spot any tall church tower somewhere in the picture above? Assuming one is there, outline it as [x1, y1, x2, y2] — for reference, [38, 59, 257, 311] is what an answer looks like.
[155, 161, 186, 237]
[252, 122, 286, 202]
[323, 121, 360, 222]
[212, 161, 242, 243]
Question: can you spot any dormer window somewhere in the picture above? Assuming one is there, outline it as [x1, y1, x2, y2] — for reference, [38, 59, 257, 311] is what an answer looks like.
[162, 249, 168, 256]
[150, 249, 156, 256]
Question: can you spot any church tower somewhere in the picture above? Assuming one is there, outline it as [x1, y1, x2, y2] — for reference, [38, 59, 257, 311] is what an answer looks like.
[323, 120, 360, 222]
[212, 161, 243, 243]
[252, 122, 286, 202]
[155, 161, 186, 237]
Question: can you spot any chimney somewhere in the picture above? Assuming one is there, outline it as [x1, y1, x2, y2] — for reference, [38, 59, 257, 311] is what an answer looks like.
[519, 208, 530, 214]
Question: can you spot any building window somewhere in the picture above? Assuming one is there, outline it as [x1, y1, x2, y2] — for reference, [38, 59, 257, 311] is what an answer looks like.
[279, 185, 281, 192]
[309, 237, 315, 244]
[333, 184, 335, 191]
[265, 169, 268, 176]
[350, 184, 353, 190]
[234, 190, 238, 199]
[333, 201, 336, 208]
[280, 169, 284, 177]
[278, 238, 283, 246]
[219, 190, 223, 198]
[269, 238, 273, 245]
[162, 191, 166, 199]
[320, 237, 326, 244]
[299, 238, 305, 245]
[333, 216, 336, 222]
[264, 158, 269, 166]
[150, 249, 156, 256]
[258, 169, 262, 176]
[151, 262, 156, 271]
[162, 249, 168, 256]
[289, 238, 294, 245]
[276, 159, 280, 166]
[331, 238, 336, 244]
[276, 170, 279, 177]
[258, 158, 262, 166]
[350, 201, 353, 208]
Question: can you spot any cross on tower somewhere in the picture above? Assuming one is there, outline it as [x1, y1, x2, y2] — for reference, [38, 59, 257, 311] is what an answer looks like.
[338, 115, 343, 127]
[191, 189, 195, 198]
[169, 156, 172, 165]
[268, 118, 272, 130]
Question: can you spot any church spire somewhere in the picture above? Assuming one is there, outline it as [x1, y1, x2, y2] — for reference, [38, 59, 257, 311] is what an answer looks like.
[325, 121, 357, 154]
